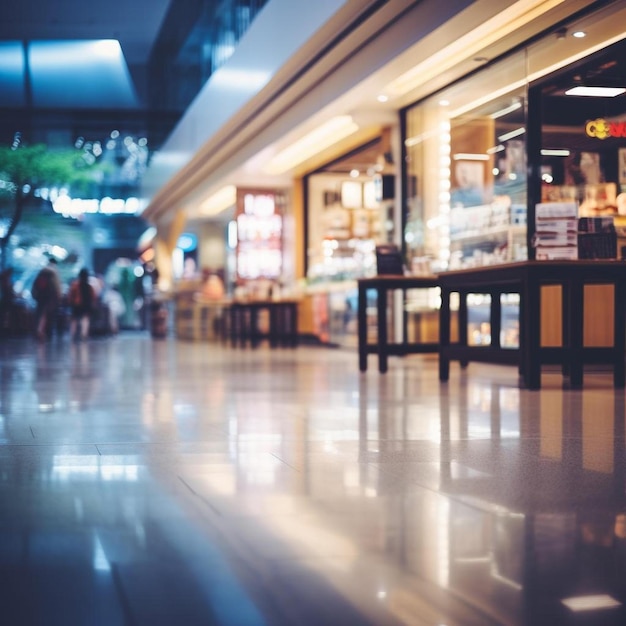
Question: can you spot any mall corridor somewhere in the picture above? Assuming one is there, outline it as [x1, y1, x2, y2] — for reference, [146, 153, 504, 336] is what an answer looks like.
[0, 334, 624, 626]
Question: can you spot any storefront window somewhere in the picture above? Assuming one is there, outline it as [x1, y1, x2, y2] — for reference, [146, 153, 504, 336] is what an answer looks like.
[537, 37, 626, 261]
[404, 51, 528, 271]
[403, 0, 626, 272]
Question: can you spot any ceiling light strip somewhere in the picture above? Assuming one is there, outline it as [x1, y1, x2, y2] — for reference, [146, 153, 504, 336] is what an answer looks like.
[386, 0, 568, 96]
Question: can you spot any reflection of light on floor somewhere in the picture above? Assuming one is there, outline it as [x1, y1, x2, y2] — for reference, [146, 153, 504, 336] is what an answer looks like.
[174, 403, 197, 418]
[436, 498, 449, 586]
[93, 533, 111, 572]
[490, 569, 523, 591]
[561, 594, 621, 612]
[239, 451, 280, 486]
[51, 457, 139, 482]
[73, 497, 84, 521]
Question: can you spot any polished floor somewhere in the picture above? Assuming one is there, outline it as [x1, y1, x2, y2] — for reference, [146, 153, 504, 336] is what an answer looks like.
[0, 333, 625, 626]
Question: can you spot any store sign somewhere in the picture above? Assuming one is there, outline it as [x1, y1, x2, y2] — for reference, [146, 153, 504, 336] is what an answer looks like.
[236, 190, 283, 281]
[585, 118, 626, 140]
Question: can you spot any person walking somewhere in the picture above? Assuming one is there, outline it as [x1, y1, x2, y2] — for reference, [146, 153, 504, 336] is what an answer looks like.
[32, 258, 62, 342]
[68, 268, 96, 341]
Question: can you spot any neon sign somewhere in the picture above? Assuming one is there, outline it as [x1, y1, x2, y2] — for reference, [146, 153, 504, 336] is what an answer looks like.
[585, 118, 626, 140]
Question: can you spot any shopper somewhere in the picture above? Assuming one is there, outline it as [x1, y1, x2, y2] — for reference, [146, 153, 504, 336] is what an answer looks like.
[32, 258, 62, 342]
[68, 268, 96, 341]
[0, 267, 15, 336]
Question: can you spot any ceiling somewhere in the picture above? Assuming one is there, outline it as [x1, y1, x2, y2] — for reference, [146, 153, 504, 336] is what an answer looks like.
[0, 0, 176, 150]
[0, 0, 171, 67]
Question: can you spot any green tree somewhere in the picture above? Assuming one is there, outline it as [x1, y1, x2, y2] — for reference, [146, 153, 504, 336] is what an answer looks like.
[0, 143, 104, 270]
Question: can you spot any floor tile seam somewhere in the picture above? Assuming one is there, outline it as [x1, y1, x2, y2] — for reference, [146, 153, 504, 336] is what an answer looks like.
[177, 474, 223, 518]
[269, 452, 302, 472]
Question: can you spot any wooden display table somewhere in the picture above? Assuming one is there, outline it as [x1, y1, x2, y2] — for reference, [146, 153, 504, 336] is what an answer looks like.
[224, 299, 299, 348]
[175, 295, 227, 341]
[357, 275, 440, 373]
[438, 261, 626, 389]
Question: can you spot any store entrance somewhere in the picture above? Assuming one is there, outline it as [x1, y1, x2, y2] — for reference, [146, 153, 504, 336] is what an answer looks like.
[304, 136, 397, 346]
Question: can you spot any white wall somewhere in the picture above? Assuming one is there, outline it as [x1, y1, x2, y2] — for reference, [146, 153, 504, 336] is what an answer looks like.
[142, 0, 350, 200]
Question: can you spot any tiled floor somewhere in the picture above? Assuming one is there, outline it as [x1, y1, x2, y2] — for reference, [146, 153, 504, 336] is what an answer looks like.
[0, 333, 625, 625]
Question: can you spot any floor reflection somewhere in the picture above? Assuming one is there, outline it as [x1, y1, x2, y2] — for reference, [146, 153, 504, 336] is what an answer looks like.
[359, 369, 626, 625]
[0, 338, 624, 625]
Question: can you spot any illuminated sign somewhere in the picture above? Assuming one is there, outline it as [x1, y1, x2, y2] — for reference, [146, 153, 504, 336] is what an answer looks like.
[585, 118, 626, 140]
[177, 233, 197, 252]
[52, 194, 145, 217]
[235, 190, 283, 281]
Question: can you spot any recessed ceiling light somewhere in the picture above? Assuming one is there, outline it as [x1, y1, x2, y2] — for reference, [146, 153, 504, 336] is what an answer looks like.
[572, 30, 586, 38]
[541, 149, 570, 157]
[452, 153, 489, 161]
[490, 101, 522, 119]
[497, 127, 526, 142]
[566, 86, 626, 97]
[377, 94, 388, 103]
[439, 99, 450, 107]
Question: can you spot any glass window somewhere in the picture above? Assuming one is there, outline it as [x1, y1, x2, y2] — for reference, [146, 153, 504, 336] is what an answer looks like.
[404, 0, 626, 271]
[538, 37, 626, 215]
[404, 51, 528, 271]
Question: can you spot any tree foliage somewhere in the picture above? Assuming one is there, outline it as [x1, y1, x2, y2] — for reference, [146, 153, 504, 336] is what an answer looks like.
[0, 144, 101, 196]
[0, 143, 106, 268]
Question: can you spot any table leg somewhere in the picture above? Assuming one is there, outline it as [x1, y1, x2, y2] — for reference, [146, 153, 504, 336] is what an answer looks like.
[250, 305, 260, 348]
[439, 287, 451, 381]
[568, 279, 584, 389]
[289, 303, 298, 347]
[358, 285, 368, 372]
[524, 276, 541, 390]
[491, 289, 502, 349]
[561, 282, 570, 378]
[268, 304, 278, 348]
[230, 306, 238, 347]
[459, 291, 468, 368]
[518, 288, 525, 377]
[614, 280, 626, 388]
[378, 287, 388, 373]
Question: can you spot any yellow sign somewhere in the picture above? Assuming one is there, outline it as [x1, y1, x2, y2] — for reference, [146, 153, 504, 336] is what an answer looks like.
[586, 118, 626, 139]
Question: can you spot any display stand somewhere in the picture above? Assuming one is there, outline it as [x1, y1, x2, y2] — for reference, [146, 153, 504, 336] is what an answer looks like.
[357, 275, 440, 373]
[223, 300, 299, 348]
[438, 260, 626, 389]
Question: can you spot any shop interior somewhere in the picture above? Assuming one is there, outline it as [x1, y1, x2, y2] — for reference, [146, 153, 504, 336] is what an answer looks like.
[539, 37, 626, 230]
[304, 135, 399, 346]
[402, 13, 626, 349]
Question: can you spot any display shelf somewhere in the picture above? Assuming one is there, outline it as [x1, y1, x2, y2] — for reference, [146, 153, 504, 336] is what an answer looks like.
[450, 224, 526, 243]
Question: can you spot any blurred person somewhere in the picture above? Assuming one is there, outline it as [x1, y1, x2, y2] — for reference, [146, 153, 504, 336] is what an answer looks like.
[68, 268, 96, 341]
[200, 268, 225, 300]
[0, 268, 15, 335]
[32, 258, 62, 342]
[101, 284, 126, 334]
